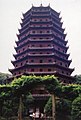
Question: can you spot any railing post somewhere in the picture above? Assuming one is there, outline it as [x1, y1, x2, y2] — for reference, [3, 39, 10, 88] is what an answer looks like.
[52, 94, 55, 120]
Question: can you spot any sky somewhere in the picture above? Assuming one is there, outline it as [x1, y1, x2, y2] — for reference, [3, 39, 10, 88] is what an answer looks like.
[0, 0, 81, 75]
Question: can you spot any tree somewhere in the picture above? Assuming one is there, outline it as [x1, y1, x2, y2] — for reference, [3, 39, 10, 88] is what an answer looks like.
[74, 75, 81, 84]
[44, 97, 72, 120]
[56, 98, 72, 120]
[0, 72, 11, 84]
[71, 95, 81, 120]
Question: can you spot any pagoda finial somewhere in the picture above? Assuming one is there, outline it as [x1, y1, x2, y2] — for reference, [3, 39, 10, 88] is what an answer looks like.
[48, 3, 50, 7]
[40, 3, 42, 6]
[40, 0, 42, 6]
[32, 4, 33, 7]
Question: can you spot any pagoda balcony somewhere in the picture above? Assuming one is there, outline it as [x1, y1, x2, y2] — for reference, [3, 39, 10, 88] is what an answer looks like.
[53, 23, 65, 33]
[15, 39, 53, 52]
[53, 26, 64, 34]
[28, 53, 54, 57]
[50, 8, 60, 17]
[52, 21, 62, 28]
[54, 64, 74, 74]
[32, 11, 50, 15]
[53, 40, 68, 50]
[51, 15, 61, 22]
[19, 23, 30, 33]
[53, 55, 72, 64]
[12, 53, 72, 65]
[53, 48, 70, 58]
[29, 25, 52, 29]
[29, 46, 53, 50]
[21, 16, 31, 24]
[30, 32, 53, 36]
[32, 8, 50, 13]
[23, 9, 31, 18]
[53, 34, 67, 44]
[30, 20, 52, 24]
[51, 17, 61, 26]
[52, 27, 66, 36]
[27, 53, 71, 63]
[28, 38, 53, 42]
[18, 29, 30, 38]
[32, 13, 50, 17]
[25, 62, 72, 72]
[26, 71, 57, 75]
[20, 20, 30, 27]
[26, 62, 56, 66]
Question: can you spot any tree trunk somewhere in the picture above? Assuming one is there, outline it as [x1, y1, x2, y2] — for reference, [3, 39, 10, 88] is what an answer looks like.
[52, 94, 55, 120]
[18, 96, 22, 120]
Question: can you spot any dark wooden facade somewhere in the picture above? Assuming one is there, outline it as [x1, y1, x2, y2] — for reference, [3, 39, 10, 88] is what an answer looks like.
[9, 5, 74, 83]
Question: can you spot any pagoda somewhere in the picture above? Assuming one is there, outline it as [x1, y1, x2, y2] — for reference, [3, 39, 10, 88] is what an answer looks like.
[9, 5, 74, 83]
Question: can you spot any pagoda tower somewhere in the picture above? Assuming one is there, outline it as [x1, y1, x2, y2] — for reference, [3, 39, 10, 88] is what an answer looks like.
[9, 5, 74, 83]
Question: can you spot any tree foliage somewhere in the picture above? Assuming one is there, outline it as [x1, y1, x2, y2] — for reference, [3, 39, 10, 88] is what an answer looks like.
[74, 75, 81, 84]
[0, 75, 81, 119]
[0, 72, 11, 84]
[71, 95, 81, 120]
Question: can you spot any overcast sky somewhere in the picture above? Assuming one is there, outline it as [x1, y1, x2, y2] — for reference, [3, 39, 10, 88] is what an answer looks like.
[0, 0, 81, 75]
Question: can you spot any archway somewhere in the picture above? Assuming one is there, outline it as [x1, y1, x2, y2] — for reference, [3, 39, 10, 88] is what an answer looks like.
[10, 75, 61, 120]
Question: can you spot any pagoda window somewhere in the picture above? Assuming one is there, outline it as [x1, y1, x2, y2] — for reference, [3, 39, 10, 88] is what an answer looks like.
[54, 60, 56, 62]
[40, 44, 42, 47]
[16, 65, 18, 67]
[40, 38, 43, 39]
[31, 60, 34, 63]
[48, 69, 51, 71]
[40, 31, 43, 33]
[26, 60, 28, 63]
[46, 37, 49, 39]
[19, 71, 21, 74]
[60, 62, 62, 65]
[47, 30, 50, 33]
[62, 71, 64, 74]
[14, 73, 16, 75]
[32, 44, 35, 47]
[40, 25, 42, 27]
[66, 73, 69, 75]
[65, 64, 68, 67]
[31, 69, 34, 72]
[40, 69, 43, 72]
[40, 52, 42, 54]
[47, 52, 50, 54]
[21, 63, 23, 66]
[48, 59, 52, 62]
[23, 48, 25, 51]
[32, 31, 35, 33]
[34, 19, 37, 21]
[40, 19, 42, 21]
[48, 44, 51, 47]
[40, 60, 43, 63]
[58, 48, 60, 51]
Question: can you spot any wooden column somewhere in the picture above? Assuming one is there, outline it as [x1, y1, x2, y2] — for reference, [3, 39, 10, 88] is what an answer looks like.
[52, 94, 55, 120]
[18, 96, 23, 120]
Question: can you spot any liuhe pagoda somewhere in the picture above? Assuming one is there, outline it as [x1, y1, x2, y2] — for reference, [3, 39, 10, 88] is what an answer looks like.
[9, 4, 74, 83]
[9, 4, 74, 115]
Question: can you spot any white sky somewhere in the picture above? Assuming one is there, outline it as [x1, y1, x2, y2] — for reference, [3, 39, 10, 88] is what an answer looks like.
[0, 0, 81, 75]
